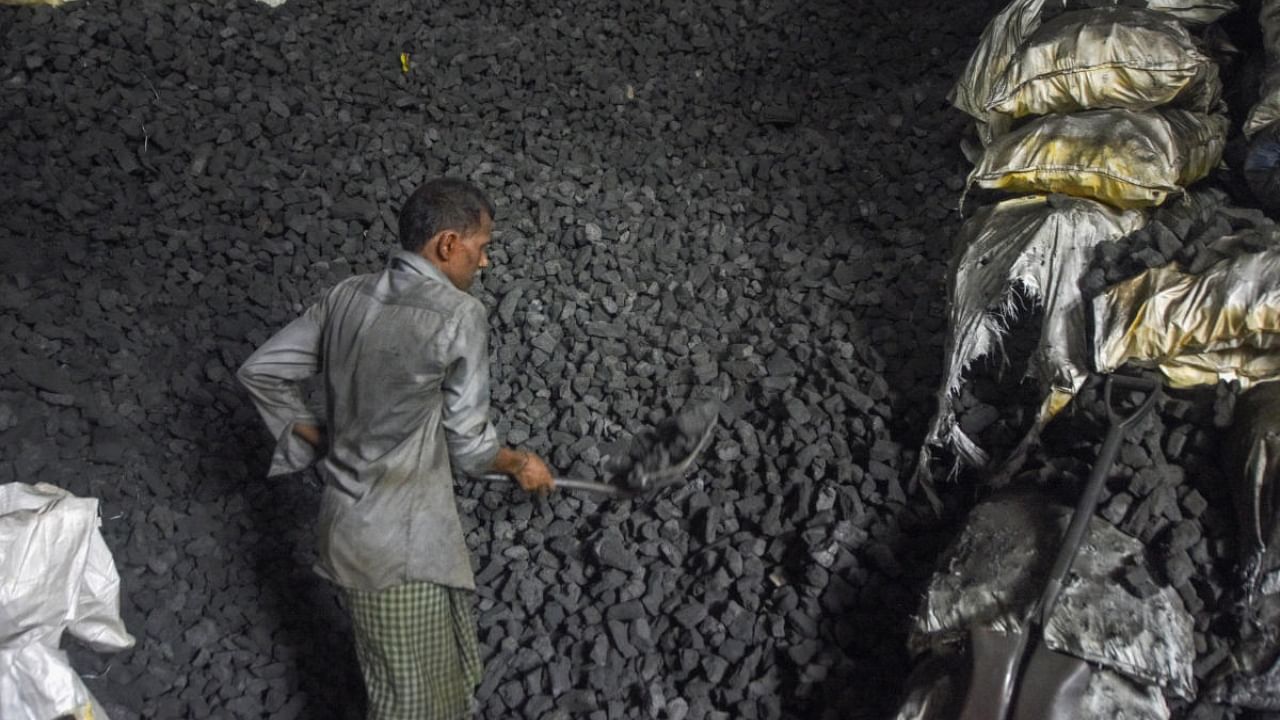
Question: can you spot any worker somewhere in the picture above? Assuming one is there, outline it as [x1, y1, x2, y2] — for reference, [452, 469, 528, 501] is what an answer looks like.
[238, 177, 555, 719]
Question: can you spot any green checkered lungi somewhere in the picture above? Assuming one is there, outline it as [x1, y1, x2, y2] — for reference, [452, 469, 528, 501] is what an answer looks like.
[344, 582, 484, 720]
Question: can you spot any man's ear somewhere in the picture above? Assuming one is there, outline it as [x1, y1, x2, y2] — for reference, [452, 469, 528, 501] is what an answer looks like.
[436, 230, 460, 260]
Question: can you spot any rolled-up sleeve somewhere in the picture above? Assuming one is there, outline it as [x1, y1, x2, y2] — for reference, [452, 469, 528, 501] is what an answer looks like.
[237, 300, 326, 477]
[441, 300, 500, 476]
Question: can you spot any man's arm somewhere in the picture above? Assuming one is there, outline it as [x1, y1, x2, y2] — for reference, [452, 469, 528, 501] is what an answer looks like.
[442, 302, 555, 494]
[237, 301, 327, 477]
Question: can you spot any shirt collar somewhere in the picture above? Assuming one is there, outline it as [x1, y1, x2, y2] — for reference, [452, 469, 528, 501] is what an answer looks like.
[389, 249, 453, 286]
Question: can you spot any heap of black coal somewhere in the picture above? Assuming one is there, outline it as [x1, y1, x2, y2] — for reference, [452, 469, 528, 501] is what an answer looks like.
[0, 0, 991, 718]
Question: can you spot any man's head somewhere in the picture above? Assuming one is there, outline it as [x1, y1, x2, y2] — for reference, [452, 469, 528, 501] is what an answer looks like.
[398, 178, 495, 291]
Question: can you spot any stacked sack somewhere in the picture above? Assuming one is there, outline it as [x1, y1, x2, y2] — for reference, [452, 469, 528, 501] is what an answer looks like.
[956, 0, 1230, 207]
[918, 0, 1235, 480]
[1245, 0, 1280, 209]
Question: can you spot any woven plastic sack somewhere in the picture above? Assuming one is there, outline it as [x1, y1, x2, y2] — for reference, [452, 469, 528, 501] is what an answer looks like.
[952, 0, 1231, 143]
[1203, 381, 1280, 710]
[1245, 121, 1280, 211]
[1246, 0, 1280, 138]
[918, 195, 1145, 477]
[986, 7, 1221, 118]
[910, 494, 1196, 698]
[1147, 0, 1238, 24]
[0, 483, 134, 720]
[1093, 244, 1280, 387]
[951, 0, 1047, 141]
[969, 108, 1227, 208]
[1059, 0, 1236, 24]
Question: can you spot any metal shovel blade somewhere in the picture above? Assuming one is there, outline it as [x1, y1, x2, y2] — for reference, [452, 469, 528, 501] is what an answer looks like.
[959, 627, 1090, 720]
[958, 627, 1027, 720]
[1011, 643, 1091, 720]
[956, 373, 1160, 720]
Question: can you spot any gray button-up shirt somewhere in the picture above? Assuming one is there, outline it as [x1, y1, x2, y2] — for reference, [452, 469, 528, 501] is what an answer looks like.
[238, 250, 500, 592]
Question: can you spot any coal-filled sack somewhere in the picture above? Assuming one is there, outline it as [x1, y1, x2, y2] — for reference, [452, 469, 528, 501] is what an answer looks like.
[969, 108, 1227, 208]
[1146, 0, 1238, 25]
[1093, 243, 1280, 387]
[906, 494, 1195, 703]
[1245, 0, 1280, 139]
[1243, 1, 1280, 209]
[895, 639, 1173, 720]
[951, 0, 1048, 142]
[985, 7, 1221, 119]
[1210, 381, 1280, 711]
[919, 194, 1145, 475]
[952, 0, 1231, 143]
[1245, 121, 1280, 212]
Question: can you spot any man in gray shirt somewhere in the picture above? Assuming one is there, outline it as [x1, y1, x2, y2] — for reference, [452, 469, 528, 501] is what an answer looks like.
[238, 178, 554, 719]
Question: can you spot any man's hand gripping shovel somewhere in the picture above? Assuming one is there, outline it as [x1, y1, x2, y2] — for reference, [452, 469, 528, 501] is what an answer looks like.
[479, 406, 718, 500]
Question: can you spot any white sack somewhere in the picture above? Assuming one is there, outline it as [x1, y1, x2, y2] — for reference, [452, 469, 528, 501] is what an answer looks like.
[0, 483, 134, 720]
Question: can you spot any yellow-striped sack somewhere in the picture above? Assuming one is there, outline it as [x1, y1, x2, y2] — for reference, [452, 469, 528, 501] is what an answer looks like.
[987, 7, 1221, 118]
[950, 0, 1047, 142]
[1093, 244, 1280, 388]
[969, 108, 1227, 208]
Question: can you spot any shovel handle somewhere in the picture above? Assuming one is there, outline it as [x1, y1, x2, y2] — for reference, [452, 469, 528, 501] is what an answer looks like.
[477, 473, 636, 499]
[1036, 374, 1160, 626]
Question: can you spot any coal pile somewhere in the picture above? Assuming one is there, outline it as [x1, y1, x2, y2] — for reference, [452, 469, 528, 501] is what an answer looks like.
[1082, 187, 1278, 297]
[0, 0, 1003, 718]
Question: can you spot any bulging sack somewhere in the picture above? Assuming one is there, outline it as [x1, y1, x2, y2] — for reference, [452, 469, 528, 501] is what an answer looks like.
[969, 108, 1227, 208]
[1246, 0, 1280, 138]
[951, 0, 1047, 140]
[1247, 72, 1280, 140]
[918, 194, 1145, 476]
[1146, 0, 1238, 25]
[952, 0, 1232, 143]
[910, 495, 1196, 699]
[1093, 244, 1280, 387]
[1244, 121, 1280, 211]
[986, 7, 1221, 118]
[1227, 382, 1280, 597]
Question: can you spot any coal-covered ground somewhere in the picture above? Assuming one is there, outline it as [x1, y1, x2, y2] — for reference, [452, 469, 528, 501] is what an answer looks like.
[0, 0, 1001, 718]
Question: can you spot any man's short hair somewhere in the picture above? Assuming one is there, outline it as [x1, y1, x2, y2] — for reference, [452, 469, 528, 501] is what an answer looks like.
[398, 178, 496, 252]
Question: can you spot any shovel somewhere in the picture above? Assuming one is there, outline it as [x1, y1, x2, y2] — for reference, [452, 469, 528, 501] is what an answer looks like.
[957, 373, 1160, 720]
[478, 411, 717, 499]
